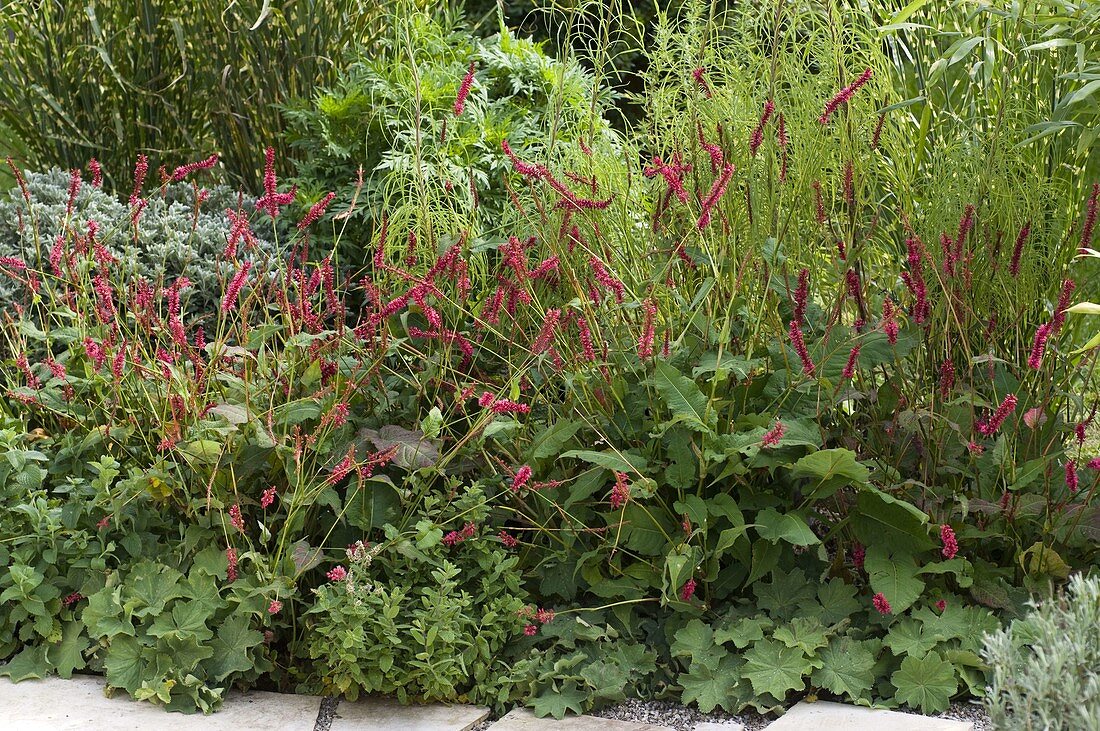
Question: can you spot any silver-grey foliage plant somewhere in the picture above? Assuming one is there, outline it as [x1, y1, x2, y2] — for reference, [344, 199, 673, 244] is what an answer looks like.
[0, 169, 275, 314]
[982, 573, 1100, 731]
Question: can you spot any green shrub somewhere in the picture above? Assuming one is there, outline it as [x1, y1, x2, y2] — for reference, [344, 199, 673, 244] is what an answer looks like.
[298, 484, 527, 706]
[982, 573, 1100, 730]
[285, 9, 612, 266]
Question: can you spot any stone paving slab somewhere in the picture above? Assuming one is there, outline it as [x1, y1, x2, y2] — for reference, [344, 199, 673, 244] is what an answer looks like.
[489, 708, 675, 731]
[330, 695, 489, 730]
[692, 722, 746, 731]
[764, 701, 974, 731]
[0, 674, 321, 730]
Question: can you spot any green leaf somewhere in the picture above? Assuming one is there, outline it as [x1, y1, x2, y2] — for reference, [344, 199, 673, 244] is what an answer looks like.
[865, 546, 926, 613]
[741, 639, 810, 700]
[82, 586, 135, 638]
[530, 420, 582, 460]
[891, 652, 958, 714]
[652, 361, 715, 432]
[49, 620, 88, 678]
[885, 618, 941, 657]
[617, 503, 674, 555]
[123, 561, 184, 619]
[0, 645, 50, 682]
[811, 637, 877, 699]
[345, 477, 401, 531]
[852, 488, 933, 553]
[815, 579, 861, 624]
[530, 680, 587, 719]
[754, 509, 819, 546]
[104, 635, 147, 694]
[790, 449, 869, 497]
[579, 660, 630, 703]
[671, 619, 726, 668]
[773, 617, 829, 655]
[679, 655, 746, 713]
[148, 600, 214, 643]
[562, 449, 648, 474]
[714, 615, 773, 649]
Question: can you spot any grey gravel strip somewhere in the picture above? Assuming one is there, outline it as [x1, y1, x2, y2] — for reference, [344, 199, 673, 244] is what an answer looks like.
[315, 696, 340, 731]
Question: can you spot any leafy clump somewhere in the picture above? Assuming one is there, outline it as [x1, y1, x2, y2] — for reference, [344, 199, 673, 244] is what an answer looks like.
[297, 485, 527, 707]
[285, 10, 611, 265]
[982, 573, 1100, 730]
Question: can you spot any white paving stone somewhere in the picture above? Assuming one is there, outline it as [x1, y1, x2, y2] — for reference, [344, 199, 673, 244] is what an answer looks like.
[692, 722, 746, 731]
[331, 694, 489, 730]
[0, 674, 321, 730]
[489, 708, 675, 731]
[763, 701, 974, 731]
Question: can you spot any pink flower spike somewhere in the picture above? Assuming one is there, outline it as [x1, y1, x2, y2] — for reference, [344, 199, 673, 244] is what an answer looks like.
[297, 192, 336, 230]
[680, 578, 697, 601]
[1066, 460, 1079, 493]
[819, 68, 873, 125]
[842, 346, 861, 379]
[221, 261, 252, 312]
[872, 592, 891, 615]
[171, 154, 219, 181]
[512, 465, 533, 492]
[940, 524, 958, 559]
[268, 600, 282, 615]
[454, 61, 476, 116]
[326, 565, 348, 582]
[761, 420, 785, 447]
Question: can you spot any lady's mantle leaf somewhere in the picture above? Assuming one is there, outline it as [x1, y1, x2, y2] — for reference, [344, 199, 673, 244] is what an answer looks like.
[530, 680, 587, 719]
[811, 637, 877, 699]
[741, 638, 812, 699]
[890, 651, 958, 714]
[679, 655, 746, 713]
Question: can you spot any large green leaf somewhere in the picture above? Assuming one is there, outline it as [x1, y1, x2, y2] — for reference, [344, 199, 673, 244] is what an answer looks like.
[679, 655, 747, 713]
[671, 619, 726, 668]
[652, 361, 715, 432]
[530, 420, 582, 460]
[714, 615, 773, 648]
[82, 586, 135, 638]
[616, 503, 674, 555]
[811, 637, 877, 699]
[0, 645, 50, 682]
[865, 546, 926, 613]
[123, 561, 183, 619]
[885, 618, 942, 657]
[148, 600, 214, 643]
[891, 651, 958, 714]
[562, 449, 648, 473]
[754, 509, 819, 546]
[49, 620, 88, 678]
[104, 635, 147, 693]
[773, 617, 829, 655]
[790, 449, 869, 497]
[530, 680, 587, 719]
[205, 615, 263, 681]
[345, 477, 401, 531]
[741, 639, 811, 699]
[852, 487, 934, 552]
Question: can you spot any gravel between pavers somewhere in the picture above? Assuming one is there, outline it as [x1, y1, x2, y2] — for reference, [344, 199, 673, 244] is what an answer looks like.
[314, 695, 339, 731]
[352, 698, 992, 730]
[593, 698, 994, 730]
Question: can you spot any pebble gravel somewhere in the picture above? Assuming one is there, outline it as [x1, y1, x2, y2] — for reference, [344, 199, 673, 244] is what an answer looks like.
[314, 695, 339, 731]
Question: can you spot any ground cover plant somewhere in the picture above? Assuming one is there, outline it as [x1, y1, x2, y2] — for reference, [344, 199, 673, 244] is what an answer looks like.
[0, 0, 1099, 722]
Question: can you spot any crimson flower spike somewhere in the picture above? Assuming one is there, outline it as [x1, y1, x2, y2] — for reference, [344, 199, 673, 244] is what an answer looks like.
[819, 68, 873, 125]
